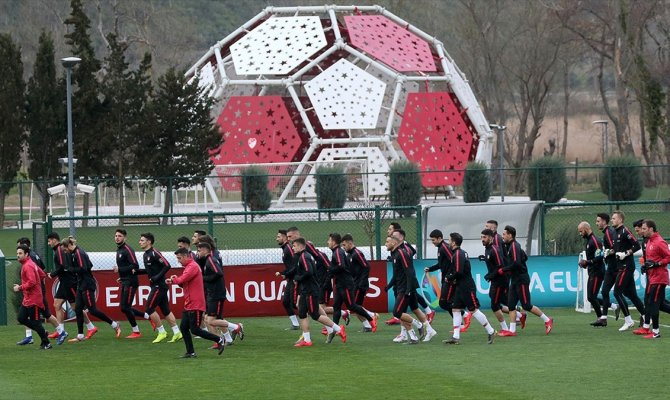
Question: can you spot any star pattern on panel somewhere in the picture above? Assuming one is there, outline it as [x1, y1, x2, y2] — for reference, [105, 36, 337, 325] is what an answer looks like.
[397, 92, 478, 187]
[344, 15, 436, 72]
[304, 59, 386, 129]
[213, 96, 304, 190]
[296, 147, 391, 198]
[230, 16, 328, 75]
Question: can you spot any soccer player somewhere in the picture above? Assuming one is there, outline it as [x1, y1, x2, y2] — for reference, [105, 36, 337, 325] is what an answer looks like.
[292, 238, 346, 347]
[341, 234, 379, 332]
[577, 222, 606, 326]
[424, 229, 453, 340]
[610, 211, 645, 331]
[177, 236, 196, 258]
[46, 232, 96, 343]
[485, 220, 504, 249]
[385, 233, 431, 344]
[595, 213, 622, 320]
[442, 233, 496, 345]
[137, 233, 182, 343]
[14, 244, 52, 349]
[167, 248, 226, 358]
[61, 236, 121, 342]
[634, 220, 670, 339]
[326, 233, 376, 339]
[274, 229, 300, 330]
[112, 229, 144, 338]
[498, 225, 554, 336]
[15, 237, 61, 345]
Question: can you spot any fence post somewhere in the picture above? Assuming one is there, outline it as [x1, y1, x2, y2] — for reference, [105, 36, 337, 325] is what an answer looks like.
[415, 205, 423, 259]
[94, 177, 100, 227]
[18, 181, 24, 229]
[0, 250, 6, 325]
[374, 205, 381, 260]
[207, 210, 214, 236]
[539, 204, 546, 255]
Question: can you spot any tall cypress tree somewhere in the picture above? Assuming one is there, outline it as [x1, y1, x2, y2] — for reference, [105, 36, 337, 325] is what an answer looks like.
[25, 31, 66, 221]
[0, 33, 26, 227]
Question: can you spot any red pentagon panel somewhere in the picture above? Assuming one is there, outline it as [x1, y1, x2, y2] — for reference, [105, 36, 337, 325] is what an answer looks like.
[213, 96, 304, 190]
[344, 15, 436, 72]
[397, 92, 478, 187]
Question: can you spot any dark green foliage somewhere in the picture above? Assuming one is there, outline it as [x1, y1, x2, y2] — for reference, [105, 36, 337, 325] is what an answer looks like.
[0, 33, 26, 226]
[389, 160, 422, 217]
[242, 166, 272, 212]
[463, 161, 490, 203]
[528, 157, 568, 203]
[600, 156, 643, 201]
[315, 166, 347, 217]
[549, 221, 584, 255]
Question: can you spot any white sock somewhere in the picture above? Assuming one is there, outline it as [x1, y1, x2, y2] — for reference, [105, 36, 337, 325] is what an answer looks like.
[132, 326, 140, 333]
[366, 310, 374, 318]
[56, 325, 64, 334]
[652, 329, 659, 334]
[303, 332, 311, 342]
[539, 313, 550, 323]
[111, 321, 119, 329]
[411, 319, 421, 329]
[224, 332, 233, 342]
[424, 306, 432, 314]
[332, 324, 341, 333]
[400, 325, 407, 335]
[625, 315, 633, 324]
[172, 325, 180, 334]
[227, 322, 239, 331]
[500, 321, 509, 331]
[599, 316, 607, 320]
[362, 320, 371, 328]
[408, 329, 418, 340]
[86, 322, 95, 330]
[77, 334, 85, 340]
[510, 322, 517, 333]
[326, 325, 333, 334]
[157, 326, 166, 334]
[144, 313, 150, 319]
[473, 310, 492, 329]
[289, 315, 299, 326]
[342, 310, 349, 319]
[453, 313, 462, 339]
[26, 329, 32, 337]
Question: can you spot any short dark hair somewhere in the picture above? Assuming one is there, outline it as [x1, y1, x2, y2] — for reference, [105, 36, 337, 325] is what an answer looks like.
[17, 237, 31, 247]
[199, 234, 216, 249]
[486, 220, 498, 227]
[596, 213, 610, 223]
[481, 228, 494, 237]
[449, 232, 463, 246]
[293, 237, 306, 246]
[115, 229, 127, 236]
[287, 226, 299, 233]
[278, 229, 287, 236]
[632, 219, 644, 228]
[174, 247, 190, 256]
[140, 232, 155, 244]
[177, 236, 191, 245]
[342, 233, 353, 242]
[196, 242, 212, 251]
[47, 232, 60, 241]
[329, 233, 342, 244]
[17, 244, 30, 254]
[429, 229, 443, 239]
[504, 225, 516, 238]
[643, 219, 657, 232]
[389, 222, 401, 230]
[395, 229, 406, 238]
[193, 230, 206, 236]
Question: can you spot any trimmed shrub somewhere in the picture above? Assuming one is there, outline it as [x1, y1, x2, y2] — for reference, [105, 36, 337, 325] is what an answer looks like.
[389, 160, 422, 217]
[315, 165, 347, 216]
[549, 222, 584, 255]
[599, 155, 643, 201]
[527, 157, 568, 203]
[463, 161, 490, 203]
[241, 166, 272, 212]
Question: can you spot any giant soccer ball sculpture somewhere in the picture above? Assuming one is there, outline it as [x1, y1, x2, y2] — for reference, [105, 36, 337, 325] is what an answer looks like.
[186, 5, 493, 206]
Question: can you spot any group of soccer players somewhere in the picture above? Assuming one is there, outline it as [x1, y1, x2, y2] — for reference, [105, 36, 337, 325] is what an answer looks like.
[13, 229, 244, 357]
[578, 211, 670, 339]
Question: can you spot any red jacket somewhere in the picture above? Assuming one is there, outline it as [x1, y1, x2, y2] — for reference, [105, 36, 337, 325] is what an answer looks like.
[172, 258, 206, 312]
[19, 257, 45, 307]
[644, 232, 670, 286]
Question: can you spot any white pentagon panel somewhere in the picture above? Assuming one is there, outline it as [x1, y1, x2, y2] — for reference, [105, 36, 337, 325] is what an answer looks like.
[230, 16, 327, 76]
[297, 147, 390, 198]
[304, 59, 386, 130]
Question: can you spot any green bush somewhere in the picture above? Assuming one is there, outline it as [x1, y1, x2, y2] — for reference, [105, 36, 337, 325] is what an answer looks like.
[599, 155, 643, 201]
[528, 157, 568, 203]
[463, 161, 490, 203]
[315, 165, 347, 217]
[241, 166, 272, 212]
[389, 160, 422, 217]
[549, 222, 583, 255]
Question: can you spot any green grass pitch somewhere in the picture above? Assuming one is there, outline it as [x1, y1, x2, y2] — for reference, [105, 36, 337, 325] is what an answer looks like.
[0, 308, 668, 399]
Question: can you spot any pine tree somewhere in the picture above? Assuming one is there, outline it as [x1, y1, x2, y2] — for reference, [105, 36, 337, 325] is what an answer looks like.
[136, 68, 222, 221]
[0, 33, 26, 226]
[25, 31, 66, 221]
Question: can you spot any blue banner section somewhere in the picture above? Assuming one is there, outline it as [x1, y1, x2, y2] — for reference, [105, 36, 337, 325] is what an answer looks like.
[387, 256, 654, 311]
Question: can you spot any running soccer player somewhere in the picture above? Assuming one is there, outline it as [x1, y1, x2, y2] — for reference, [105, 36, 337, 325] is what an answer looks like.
[112, 229, 144, 338]
[595, 213, 623, 321]
[167, 248, 225, 358]
[137, 233, 182, 343]
[577, 222, 606, 326]
[274, 229, 299, 330]
[485, 220, 504, 249]
[292, 238, 346, 347]
[341, 234, 379, 332]
[14, 244, 51, 350]
[498, 225, 554, 336]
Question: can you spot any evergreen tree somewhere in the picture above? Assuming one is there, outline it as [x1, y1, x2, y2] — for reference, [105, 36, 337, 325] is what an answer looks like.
[25, 31, 66, 221]
[0, 33, 26, 226]
[137, 68, 222, 222]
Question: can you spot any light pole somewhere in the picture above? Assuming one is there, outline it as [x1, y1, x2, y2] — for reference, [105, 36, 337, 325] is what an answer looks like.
[592, 120, 608, 162]
[62, 56, 81, 236]
[489, 124, 507, 202]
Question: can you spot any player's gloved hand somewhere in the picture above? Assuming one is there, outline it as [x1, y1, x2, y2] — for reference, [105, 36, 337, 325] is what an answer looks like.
[578, 259, 588, 268]
[644, 260, 659, 268]
[478, 255, 486, 262]
[640, 265, 647, 274]
[615, 252, 627, 260]
[384, 284, 391, 292]
[603, 249, 613, 257]
[484, 273, 494, 282]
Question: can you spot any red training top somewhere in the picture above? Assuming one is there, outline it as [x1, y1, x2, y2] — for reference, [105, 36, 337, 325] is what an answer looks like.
[172, 258, 206, 312]
[645, 232, 670, 286]
[19, 257, 45, 307]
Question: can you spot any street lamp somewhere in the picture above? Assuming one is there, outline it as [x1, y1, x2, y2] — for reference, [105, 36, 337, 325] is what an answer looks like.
[489, 124, 507, 202]
[62, 56, 81, 236]
[592, 120, 608, 163]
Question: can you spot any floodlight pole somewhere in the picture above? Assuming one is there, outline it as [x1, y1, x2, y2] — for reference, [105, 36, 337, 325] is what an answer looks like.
[62, 56, 81, 237]
[490, 124, 507, 202]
